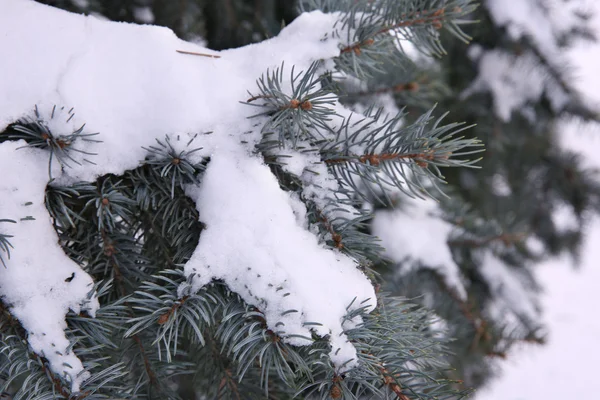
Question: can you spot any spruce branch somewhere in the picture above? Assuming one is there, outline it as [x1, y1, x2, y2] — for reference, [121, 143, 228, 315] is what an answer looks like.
[298, 294, 471, 399]
[126, 271, 217, 362]
[82, 179, 136, 234]
[0, 220, 16, 268]
[245, 61, 338, 147]
[322, 107, 482, 205]
[142, 135, 207, 198]
[1, 290, 129, 399]
[0, 105, 100, 178]
[305, 197, 383, 265]
[0, 0, 502, 397]
[302, 0, 476, 79]
[221, 307, 311, 395]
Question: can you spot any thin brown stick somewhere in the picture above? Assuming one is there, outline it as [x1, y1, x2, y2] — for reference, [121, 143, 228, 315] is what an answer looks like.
[176, 49, 221, 59]
[218, 369, 241, 400]
[325, 151, 436, 167]
[350, 82, 420, 97]
[157, 295, 189, 325]
[379, 365, 410, 400]
[132, 334, 158, 385]
[316, 209, 344, 250]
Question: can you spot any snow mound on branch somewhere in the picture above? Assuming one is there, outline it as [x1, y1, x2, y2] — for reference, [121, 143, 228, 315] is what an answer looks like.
[0, 142, 99, 392]
[462, 47, 545, 121]
[480, 251, 540, 326]
[372, 197, 467, 301]
[0, 0, 375, 389]
[184, 150, 375, 366]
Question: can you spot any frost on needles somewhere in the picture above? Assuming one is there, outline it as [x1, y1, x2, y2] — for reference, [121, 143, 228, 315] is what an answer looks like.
[0, 0, 479, 398]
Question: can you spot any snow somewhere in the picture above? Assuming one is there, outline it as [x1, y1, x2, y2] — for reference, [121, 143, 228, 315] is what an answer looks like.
[479, 251, 539, 326]
[372, 197, 467, 301]
[0, 0, 380, 390]
[485, 0, 588, 57]
[0, 141, 99, 392]
[183, 151, 375, 366]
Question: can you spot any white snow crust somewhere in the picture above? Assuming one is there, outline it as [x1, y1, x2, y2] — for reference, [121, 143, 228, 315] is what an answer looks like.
[0, 0, 377, 389]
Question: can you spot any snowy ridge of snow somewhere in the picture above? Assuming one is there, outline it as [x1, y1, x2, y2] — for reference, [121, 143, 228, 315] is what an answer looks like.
[0, 0, 378, 389]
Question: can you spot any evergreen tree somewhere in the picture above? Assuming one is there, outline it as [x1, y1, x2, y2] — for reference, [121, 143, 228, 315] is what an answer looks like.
[376, 0, 600, 389]
[0, 1, 597, 399]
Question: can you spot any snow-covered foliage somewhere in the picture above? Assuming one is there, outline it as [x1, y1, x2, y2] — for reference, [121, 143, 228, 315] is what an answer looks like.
[0, 0, 374, 388]
[0, 0, 484, 394]
[463, 0, 594, 120]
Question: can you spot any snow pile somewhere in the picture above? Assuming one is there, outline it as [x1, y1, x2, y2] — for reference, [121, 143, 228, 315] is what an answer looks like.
[372, 197, 467, 300]
[0, 0, 380, 390]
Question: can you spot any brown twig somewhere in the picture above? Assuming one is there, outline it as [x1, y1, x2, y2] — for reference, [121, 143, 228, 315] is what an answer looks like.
[132, 334, 158, 386]
[218, 369, 241, 400]
[340, 7, 447, 54]
[447, 232, 527, 248]
[33, 353, 91, 400]
[325, 151, 437, 168]
[176, 49, 221, 58]
[376, 8, 446, 34]
[351, 82, 420, 97]
[340, 38, 375, 55]
[379, 365, 410, 400]
[316, 209, 344, 250]
[157, 295, 189, 325]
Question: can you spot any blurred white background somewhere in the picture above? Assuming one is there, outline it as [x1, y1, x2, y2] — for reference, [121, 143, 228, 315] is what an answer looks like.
[478, 3, 600, 399]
